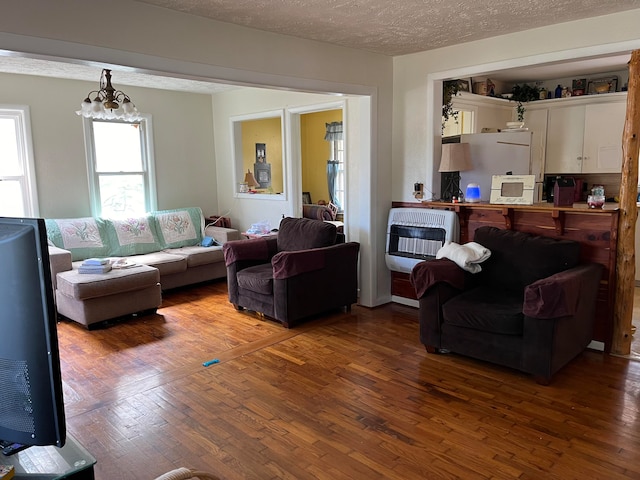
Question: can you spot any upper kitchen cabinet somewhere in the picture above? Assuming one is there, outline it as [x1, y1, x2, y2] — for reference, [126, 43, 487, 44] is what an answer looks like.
[544, 94, 626, 174]
[582, 102, 626, 173]
[545, 104, 585, 173]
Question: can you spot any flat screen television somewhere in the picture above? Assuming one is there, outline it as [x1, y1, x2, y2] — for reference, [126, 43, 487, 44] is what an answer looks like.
[0, 217, 66, 448]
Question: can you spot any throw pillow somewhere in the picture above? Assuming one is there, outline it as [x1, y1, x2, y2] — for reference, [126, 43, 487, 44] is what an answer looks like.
[102, 216, 163, 256]
[45, 217, 110, 261]
[153, 207, 204, 248]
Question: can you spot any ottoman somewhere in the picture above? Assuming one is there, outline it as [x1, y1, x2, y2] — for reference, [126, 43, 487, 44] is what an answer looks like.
[55, 265, 162, 328]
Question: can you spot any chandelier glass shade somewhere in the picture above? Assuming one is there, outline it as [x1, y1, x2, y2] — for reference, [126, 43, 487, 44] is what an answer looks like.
[76, 69, 142, 121]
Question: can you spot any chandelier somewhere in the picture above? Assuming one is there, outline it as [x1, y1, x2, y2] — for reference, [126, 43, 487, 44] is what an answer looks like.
[76, 69, 142, 121]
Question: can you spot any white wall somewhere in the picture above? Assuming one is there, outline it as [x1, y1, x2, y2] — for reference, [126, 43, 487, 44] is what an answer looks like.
[392, 9, 640, 204]
[0, 0, 393, 307]
[0, 73, 217, 218]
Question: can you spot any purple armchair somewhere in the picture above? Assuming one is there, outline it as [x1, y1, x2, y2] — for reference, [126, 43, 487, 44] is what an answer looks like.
[411, 226, 603, 384]
[223, 217, 359, 327]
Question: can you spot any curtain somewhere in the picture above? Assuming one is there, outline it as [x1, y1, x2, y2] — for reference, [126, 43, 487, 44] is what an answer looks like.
[327, 160, 340, 208]
[325, 121, 343, 209]
[324, 121, 343, 141]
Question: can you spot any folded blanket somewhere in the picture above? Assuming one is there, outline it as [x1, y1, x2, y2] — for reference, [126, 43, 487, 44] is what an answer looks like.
[435, 241, 491, 273]
[410, 258, 465, 299]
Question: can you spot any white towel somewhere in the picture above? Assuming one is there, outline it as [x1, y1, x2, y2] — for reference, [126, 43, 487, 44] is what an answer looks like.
[435, 241, 491, 273]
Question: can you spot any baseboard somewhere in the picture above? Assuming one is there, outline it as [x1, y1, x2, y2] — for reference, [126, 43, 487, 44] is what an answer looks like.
[587, 340, 605, 352]
[391, 295, 418, 308]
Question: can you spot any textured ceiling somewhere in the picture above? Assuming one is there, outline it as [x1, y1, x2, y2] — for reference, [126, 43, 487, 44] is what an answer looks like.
[135, 0, 640, 56]
[2, 1, 639, 94]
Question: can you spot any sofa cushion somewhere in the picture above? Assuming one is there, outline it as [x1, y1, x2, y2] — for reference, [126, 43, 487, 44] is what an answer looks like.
[103, 216, 163, 256]
[236, 263, 274, 295]
[153, 207, 204, 248]
[56, 264, 160, 301]
[473, 226, 580, 292]
[45, 217, 110, 261]
[277, 217, 337, 252]
[443, 286, 524, 335]
[127, 251, 188, 275]
[164, 245, 224, 267]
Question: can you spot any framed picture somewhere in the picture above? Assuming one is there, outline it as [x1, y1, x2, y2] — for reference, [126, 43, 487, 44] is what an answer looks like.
[455, 78, 471, 93]
[302, 192, 312, 204]
[587, 77, 618, 95]
[572, 78, 587, 96]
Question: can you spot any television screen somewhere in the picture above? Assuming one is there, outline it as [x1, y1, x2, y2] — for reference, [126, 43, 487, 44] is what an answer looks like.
[0, 217, 66, 448]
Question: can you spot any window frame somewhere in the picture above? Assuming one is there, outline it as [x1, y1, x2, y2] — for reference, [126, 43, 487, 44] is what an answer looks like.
[82, 115, 157, 217]
[329, 137, 345, 212]
[0, 105, 39, 217]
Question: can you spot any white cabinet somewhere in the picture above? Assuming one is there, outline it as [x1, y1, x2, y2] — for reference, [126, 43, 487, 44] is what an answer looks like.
[582, 102, 626, 173]
[545, 105, 585, 173]
[545, 100, 625, 174]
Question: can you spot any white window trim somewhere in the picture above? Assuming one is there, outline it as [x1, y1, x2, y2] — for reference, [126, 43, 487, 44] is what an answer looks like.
[82, 115, 157, 217]
[0, 105, 39, 217]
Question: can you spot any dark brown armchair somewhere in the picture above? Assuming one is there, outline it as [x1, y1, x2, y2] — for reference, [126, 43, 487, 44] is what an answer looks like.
[410, 226, 603, 384]
[223, 217, 359, 327]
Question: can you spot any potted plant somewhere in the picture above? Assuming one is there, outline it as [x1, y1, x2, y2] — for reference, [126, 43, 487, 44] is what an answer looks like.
[442, 80, 460, 131]
[510, 83, 540, 123]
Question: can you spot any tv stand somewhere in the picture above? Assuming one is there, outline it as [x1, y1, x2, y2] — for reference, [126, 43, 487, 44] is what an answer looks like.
[8, 433, 95, 479]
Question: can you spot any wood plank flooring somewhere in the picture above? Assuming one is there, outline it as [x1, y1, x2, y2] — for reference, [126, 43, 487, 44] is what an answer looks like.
[56, 279, 640, 479]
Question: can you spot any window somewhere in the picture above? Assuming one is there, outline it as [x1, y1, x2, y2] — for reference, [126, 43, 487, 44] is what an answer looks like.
[325, 120, 344, 212]
[329, 136, 345, 211]
[83, 117, 156, 217]
[442, 108, 474, 137]
[0, 106, 38, 217]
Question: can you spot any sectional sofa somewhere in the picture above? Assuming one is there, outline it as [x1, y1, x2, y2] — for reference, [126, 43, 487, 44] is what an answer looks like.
[46, 207, 241, 328]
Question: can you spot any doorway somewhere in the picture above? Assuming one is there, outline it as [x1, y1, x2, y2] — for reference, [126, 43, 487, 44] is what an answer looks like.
[294, 106, 345, 222]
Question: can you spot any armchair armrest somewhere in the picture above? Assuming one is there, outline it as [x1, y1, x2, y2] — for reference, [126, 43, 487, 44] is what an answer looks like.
[223, 237, 278, 266]
[204, 225, 241, 244]
[523, 263, 603, 319]
[410, 258, 466, 299]
[271, 242, 359, 280]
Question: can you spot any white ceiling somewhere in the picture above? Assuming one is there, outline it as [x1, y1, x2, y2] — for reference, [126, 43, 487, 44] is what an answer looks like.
[2, 0, 640, 92]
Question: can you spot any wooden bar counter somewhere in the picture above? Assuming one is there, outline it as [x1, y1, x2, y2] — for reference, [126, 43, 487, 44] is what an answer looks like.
[391, 200, 620, 352]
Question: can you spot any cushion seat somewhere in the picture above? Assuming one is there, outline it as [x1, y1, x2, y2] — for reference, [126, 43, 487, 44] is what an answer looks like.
[443, 287, 524, 335]
[127, 251, 187, 275]
[57, 264, 160, 301]
[164, 246, 225, 267]
[237, 263, 274, 295]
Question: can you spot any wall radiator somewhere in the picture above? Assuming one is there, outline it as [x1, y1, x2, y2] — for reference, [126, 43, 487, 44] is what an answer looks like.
[385, 207, 459, 275]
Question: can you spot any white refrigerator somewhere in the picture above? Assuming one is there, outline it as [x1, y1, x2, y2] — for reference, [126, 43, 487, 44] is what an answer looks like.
[459, 131, 542, 203]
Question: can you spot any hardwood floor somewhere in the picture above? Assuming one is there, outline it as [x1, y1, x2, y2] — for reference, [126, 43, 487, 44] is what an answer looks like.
[56, 280, 640, 479]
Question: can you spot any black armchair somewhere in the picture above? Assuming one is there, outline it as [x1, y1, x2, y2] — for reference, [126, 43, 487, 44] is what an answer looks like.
[410, 226, 603, 384]
[223, 217, 359, 328]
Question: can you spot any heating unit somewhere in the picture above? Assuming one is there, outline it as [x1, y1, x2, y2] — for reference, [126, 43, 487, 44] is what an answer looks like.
[385, 207, 459, 306]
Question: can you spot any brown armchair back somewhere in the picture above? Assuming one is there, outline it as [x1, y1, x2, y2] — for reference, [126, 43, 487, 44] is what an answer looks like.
[224, 217, 359, 328]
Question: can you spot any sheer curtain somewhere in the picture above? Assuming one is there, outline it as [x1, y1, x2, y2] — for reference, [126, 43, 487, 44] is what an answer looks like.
[324, 121, 343, 210]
